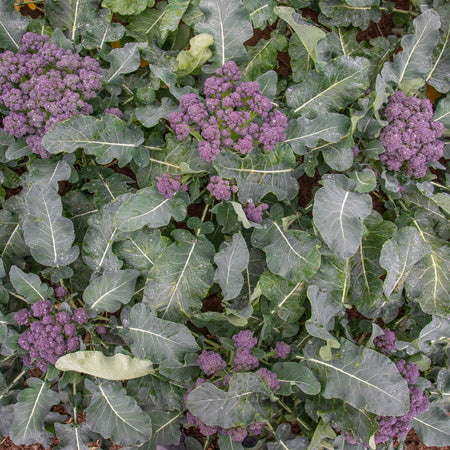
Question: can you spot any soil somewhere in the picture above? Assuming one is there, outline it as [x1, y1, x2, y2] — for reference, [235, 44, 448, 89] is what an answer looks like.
[297, 170, 321, 209]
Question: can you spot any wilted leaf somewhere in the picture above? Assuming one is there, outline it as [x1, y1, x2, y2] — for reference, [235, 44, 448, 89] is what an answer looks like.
[56, 351, 153, 379]
[176, 33, 214, 77]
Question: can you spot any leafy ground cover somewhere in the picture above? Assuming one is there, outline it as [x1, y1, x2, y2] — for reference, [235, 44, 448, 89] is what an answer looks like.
[0, 0, 449, 449]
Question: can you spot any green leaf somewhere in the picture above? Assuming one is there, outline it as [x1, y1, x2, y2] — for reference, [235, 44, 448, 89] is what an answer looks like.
[274, 6, 325, 61]
[113, 228, 171, 271]
[10, 378, 59, 445]
[0, 210, 29, 269]
[149, 411, 182, 450]
[306, 285, 343, 346]
[256, 70, 278, 99]
[82, 198, 126, 273]
[259, 271, 305, 323]
[0, 0, 29, 51]
[114, 186, 187, 232]
[286, 56, 370, 118]
[23, 183, 79, 267]
[349, 168, 377, 193]
[418, 316, 450, 353]
[45, 0, 97, 43]
[434, 95, 450, 131]
[83, 269, 140, 312]
[304, 338, 410, 416]
[319, 0, 381, 30]
[176, 33, 214, 77]
[313, 177, 372, 259]
[28, 159, 72, 190]
[349, 218, 396, 313]
[42, 115, 144, 167]
[103, 43, 142, 84]
[381, 10, 441, 93]
[273, 362, 321, 395]
[119, 303, 199, 363]
[135, 97, 178, 128]
[54, 423, 91, 450]
[160, 0, 191, 41]
[56, 351, 154, 379]
[285, 113, 351, 156]
[194, 0, 253, 68]
[127, 3, 168, 43]
[187, 373, 272, 428]
[218, 434, 245, 450]
[425, 5, 450, 93]
[288, 34, 312, 84]
[243, 0, 277, 30]
[214, 233, 249, 301]
[102, 0, 154, 16]
[144, 230, 215, 321]
[213, 144, 298, 203]
[85, 380, 152, 446]
[413, 404, 450, 447]
[252, 222, 321, 283]
[9, 265, 53, 303]
[406, 245, 449, 317]
[81, 9, 125, 50]
[241, 32, 287, 80]
[380, 227, 432, 298]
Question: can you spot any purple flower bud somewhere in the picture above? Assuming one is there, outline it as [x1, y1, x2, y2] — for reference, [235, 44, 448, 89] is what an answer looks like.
[31, 300, 53, 318]
[72, 308, 88, 325]
[256, 368, 280, 392]
[95, 325, 106, 335]
[274, 341, 290, 359]
[156, 173, 187, 199]
[54, 286, 67, 299]
[14, 309, 31, 326]
[232, 330, 258, 350]
[374, 329, 397, 354]
[244, 202, 268, 223]
[234, 348, 259, 371]
[197, 350, 227, 376]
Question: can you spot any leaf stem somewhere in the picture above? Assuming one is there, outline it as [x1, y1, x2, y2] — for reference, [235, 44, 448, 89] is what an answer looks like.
[8, 291, 27, 302]
[379, 7, 419, 16]
[196, 203, 210, 236]
[73, 383, 77, 425]
[0, 369, 26, 401]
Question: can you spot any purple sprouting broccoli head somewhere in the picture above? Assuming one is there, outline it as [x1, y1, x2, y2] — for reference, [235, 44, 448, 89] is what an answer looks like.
[197, 350, 227, 376]
[16, 303, 85, 372]
[221, 427, 248, 442]
[396, 360, 420, 385]
[373, 328, 397, 354]
[232, 330, 258, 350]
[156, 173, 188, 199]
[168, 61, 287, 162]
[380, 91, 445, 178]
[256, 368, 280, 392]
[54, 286, 67, 299]
[248, 422, 265, 436]
[274, 341, 291, 359]
[207, 175, 238, 201]
[244, 202, 268, 223]
[0, 32, 102, 158]
[104, 107, 123, 118]
[234, 348, 259, 371]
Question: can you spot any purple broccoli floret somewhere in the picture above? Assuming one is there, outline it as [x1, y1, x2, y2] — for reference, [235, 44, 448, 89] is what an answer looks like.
[95, 325, 106, 335]
[104, 107, 123, 118]
[244, 202, 268, 223]
[274, 341, 291, 359]
[14, 309, 31, 326]
[373, 329, 397, 354]
[248, 422, 265, 436]
[31, 300, 53, 318]
[221, 427, 248, 442]
[256, 368, 280, 392]
[54, 286, 68, 299]
[72, 308, 88, 325]
[197, 350, 227, 376]
[234, 348, 259, 371]
[156, 173, 188, 199]
[380, 91, 444, 178]
[207, 175, 238, 201]
[168, 61, 287, 162]
[232, 330, 258, 350]
[0, 32, 102, 158]
[396, 360, 420, 385]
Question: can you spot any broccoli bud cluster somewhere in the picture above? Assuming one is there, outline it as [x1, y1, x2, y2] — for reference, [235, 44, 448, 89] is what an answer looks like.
[380, 91, 444, 178]
[186, 330, 291, 442]
[0, 32, 102, 158]
[168, 61, 287, 163]
[14, 300, 87, 372]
